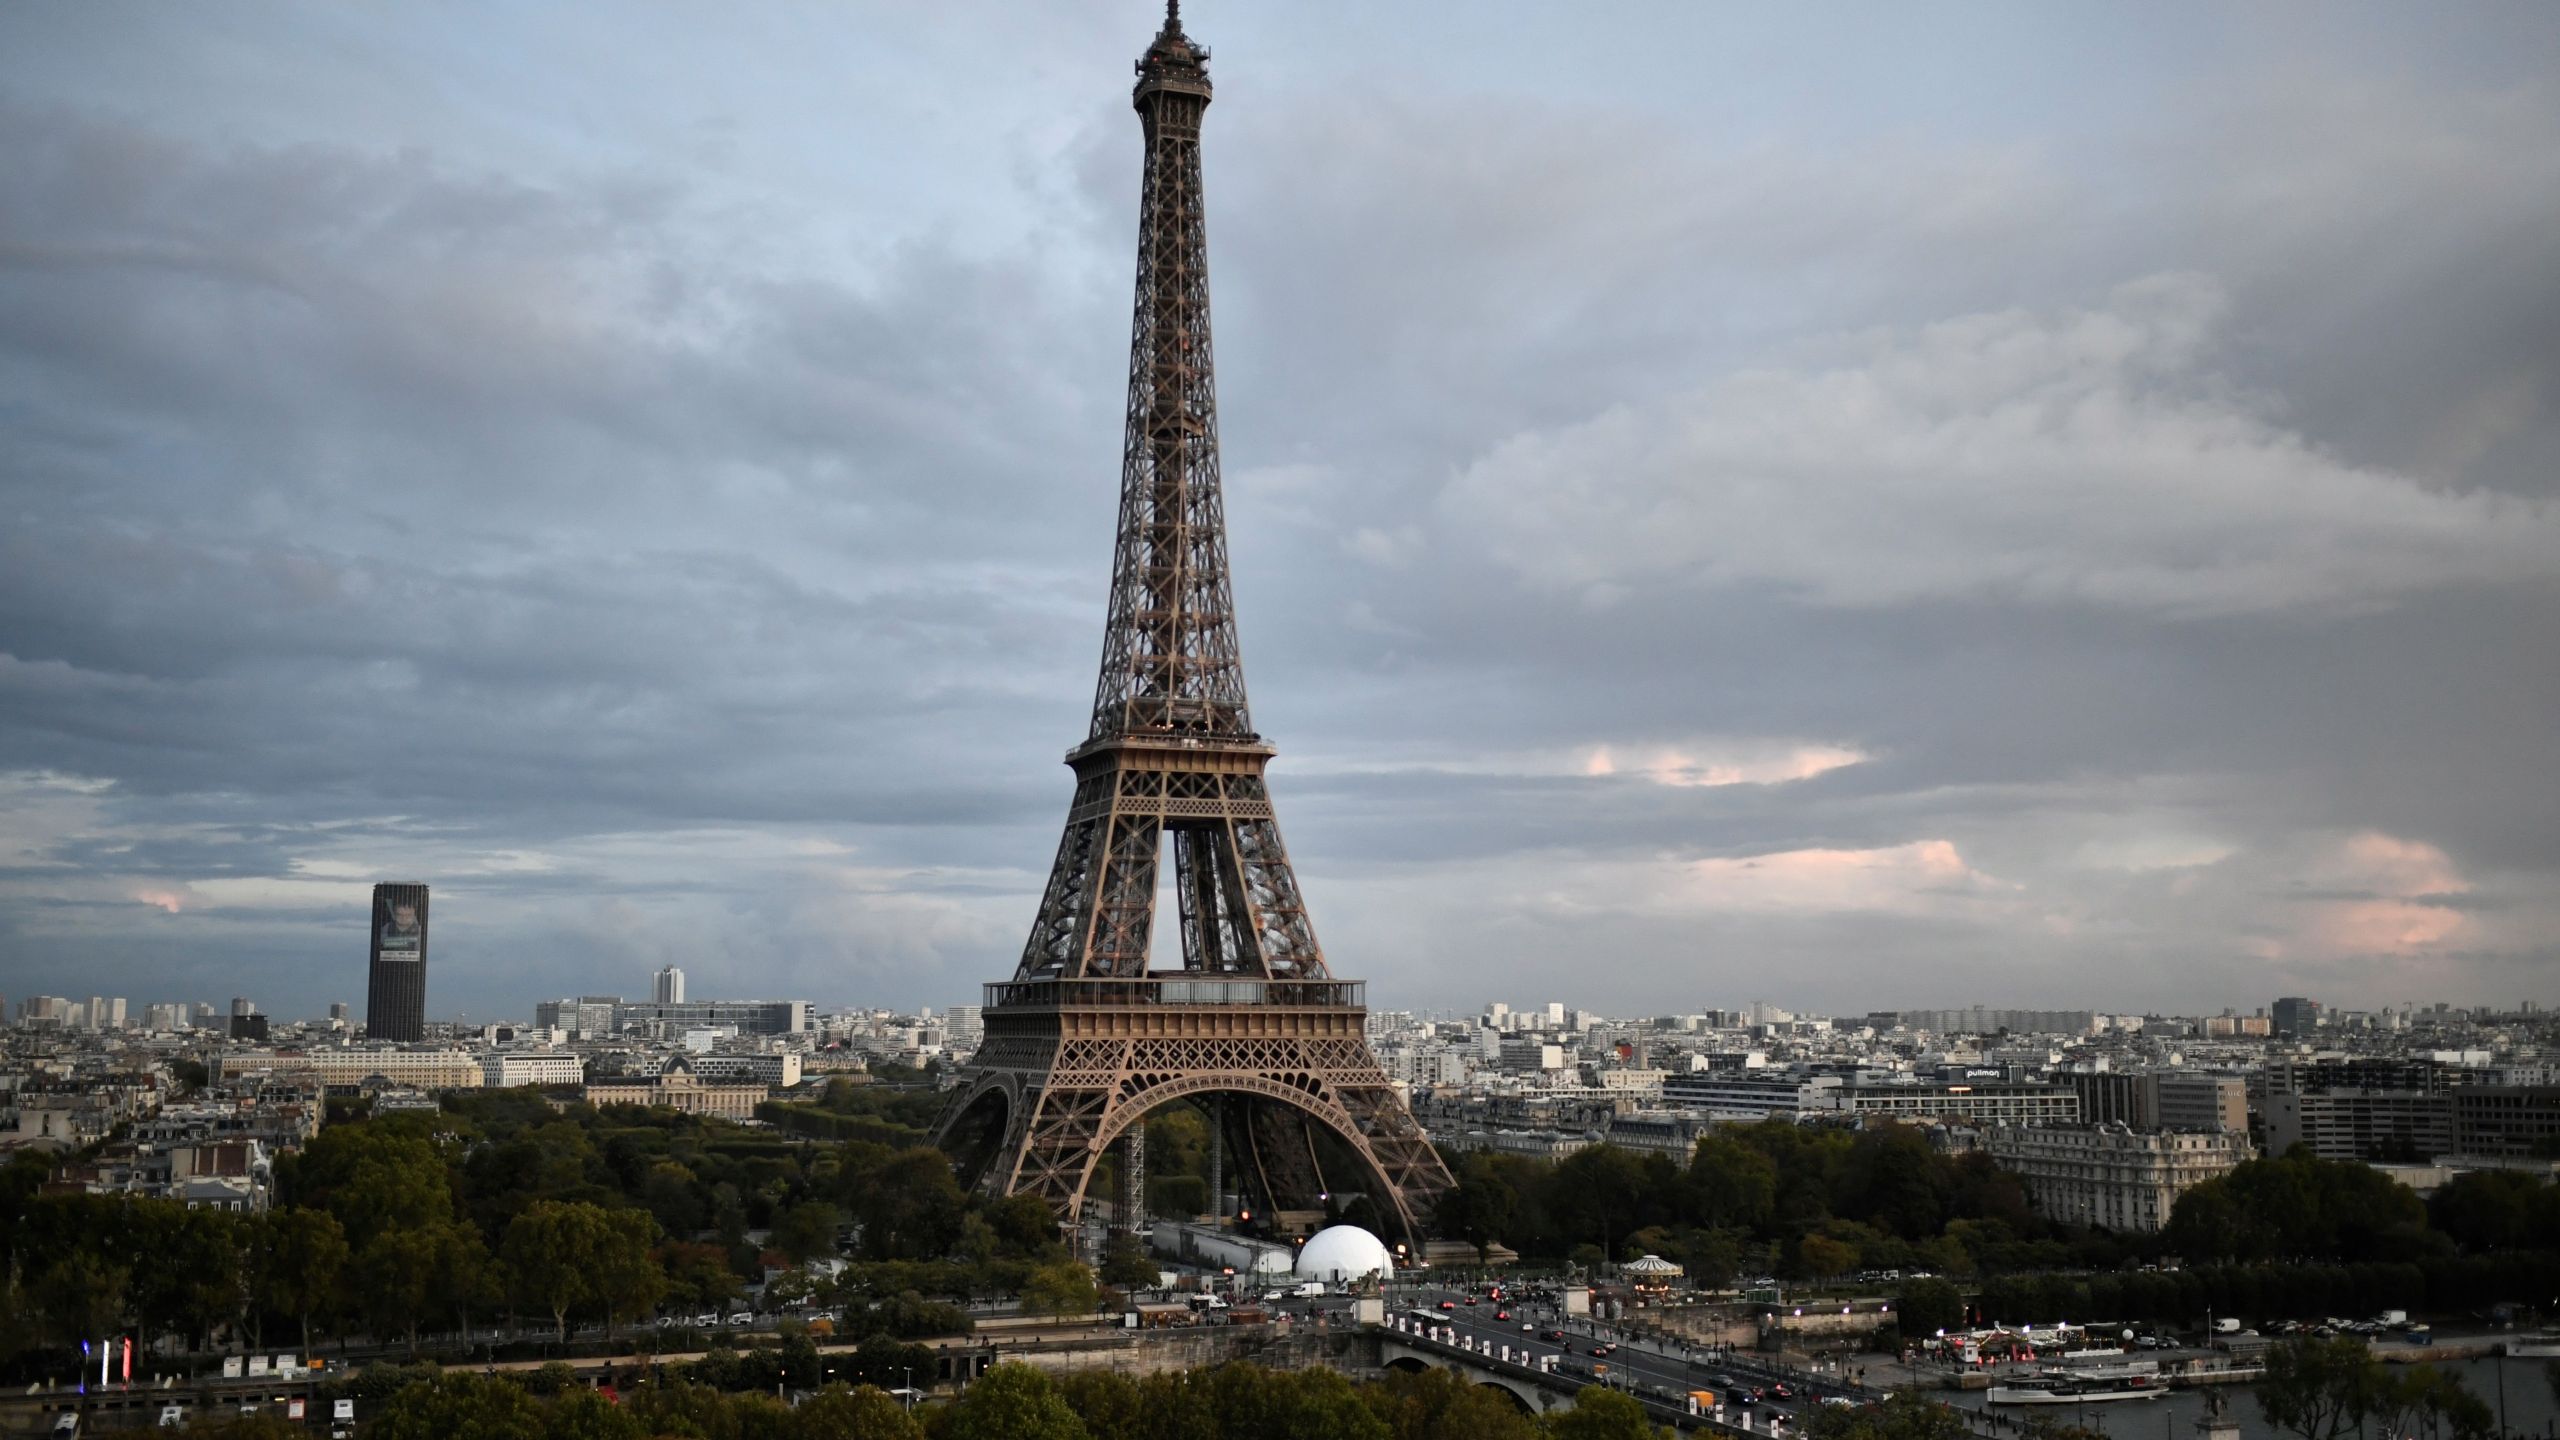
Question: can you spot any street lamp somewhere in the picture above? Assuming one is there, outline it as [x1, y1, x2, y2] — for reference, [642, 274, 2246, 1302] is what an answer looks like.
[901, 1366, 914, 1413]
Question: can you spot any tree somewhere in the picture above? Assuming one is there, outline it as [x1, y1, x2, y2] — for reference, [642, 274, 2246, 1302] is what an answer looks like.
[252, 1208, 348, 1355]
[1547, 1147, 1653, 1264]
[939, 1361, 1090, 1440]
[640, 1161, 710, 1237]
[591, 1209, 667, 1337]
[31, 1250, 127, 1347]
[796, 1382, 925, 1440]
[844, 1333, 936, 1392]
[549, 1388, 649, 1440]
[2364, 1366, 2494, 1440]
[663, 1240, 744, 1314]
[1228, 1367, 1388, 1440]
[364, 1373, 549, 1440]
[286, 1126, 455, 1247]
[849, 1149, 968, 1261]
[353, 1226, 443, 1352]
[1805, 1393, 1972, 1440]
[1543, 1386, 1658, 1440]
[1098, 1237, 1159, 1290]
[1437, 1155, 1519, 1263]
[984, 1192, 1061, 1255]
[1022, 1260, 1101, 1318]
[425, 1220, 495, 1343]
[1897, 1277, 1964, 1338]
[1799, 1234, 1857, 1281]
[1056, 1372, 1148, 1440]
[2258, 1337, 2375, 1440]
[775, 1201, 844, 1266]
[129, 1203, 248, 1350]
[1359, 1365, 1541, 1440]
[2429, 1171, 2556, 1252]
[505, 1200, 607, 1342]
[1686, 1132, 1779, 1231]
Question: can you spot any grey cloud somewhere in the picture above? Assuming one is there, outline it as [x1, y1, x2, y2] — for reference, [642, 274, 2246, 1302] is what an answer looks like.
[2, 6, 2555, 1018]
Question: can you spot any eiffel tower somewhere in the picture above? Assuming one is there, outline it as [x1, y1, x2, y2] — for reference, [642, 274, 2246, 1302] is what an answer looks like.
[934, 3, 1454, 1254]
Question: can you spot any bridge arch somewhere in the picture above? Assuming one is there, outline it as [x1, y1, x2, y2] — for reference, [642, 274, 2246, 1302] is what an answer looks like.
[1376, 1339, 1564, 1415]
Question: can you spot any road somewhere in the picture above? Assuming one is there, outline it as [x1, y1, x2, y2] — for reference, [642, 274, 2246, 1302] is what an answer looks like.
[1376, 1282, 1870, 1431]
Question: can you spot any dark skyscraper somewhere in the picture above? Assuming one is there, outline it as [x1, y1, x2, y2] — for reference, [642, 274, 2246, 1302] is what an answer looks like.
[366, 882, 429, 1041]
[2272, 995, 2323, 1039]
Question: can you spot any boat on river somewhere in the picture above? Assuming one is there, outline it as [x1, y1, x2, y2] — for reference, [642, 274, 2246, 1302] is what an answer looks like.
[1987, 1372, 2167, 1406]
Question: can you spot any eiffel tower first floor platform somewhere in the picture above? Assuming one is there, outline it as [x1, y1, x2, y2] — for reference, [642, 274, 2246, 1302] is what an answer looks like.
[931, 976, 1455, 1252]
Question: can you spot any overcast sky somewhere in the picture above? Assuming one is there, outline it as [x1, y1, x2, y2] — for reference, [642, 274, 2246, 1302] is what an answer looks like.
[3, 3, 2556, 1025]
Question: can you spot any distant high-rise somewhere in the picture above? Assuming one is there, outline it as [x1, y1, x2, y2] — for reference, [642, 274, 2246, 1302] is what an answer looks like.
[366, 882, 431, 1042]
[86, 995, 106, 1032]
[653, 965, 686, 1005]
[228, 997, 268, 1042]
[2272, 995, 2323, 1038]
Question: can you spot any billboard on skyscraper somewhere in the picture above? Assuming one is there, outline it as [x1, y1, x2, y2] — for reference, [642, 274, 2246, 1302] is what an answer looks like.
[373, 887, 426, 959]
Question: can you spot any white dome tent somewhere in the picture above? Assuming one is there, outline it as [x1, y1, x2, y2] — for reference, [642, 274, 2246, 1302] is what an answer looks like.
[1294, 1224, 1395, 1286]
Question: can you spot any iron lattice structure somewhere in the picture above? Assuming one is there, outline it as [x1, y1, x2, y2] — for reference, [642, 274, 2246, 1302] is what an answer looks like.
[935, 5, 1454, 1251]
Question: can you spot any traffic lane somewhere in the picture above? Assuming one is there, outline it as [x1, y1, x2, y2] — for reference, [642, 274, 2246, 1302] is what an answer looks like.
[1430, 1314, 1815, 1422]
[1416, 1309, 1800, 1421]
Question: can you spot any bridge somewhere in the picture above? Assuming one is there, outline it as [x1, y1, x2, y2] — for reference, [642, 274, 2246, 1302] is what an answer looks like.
[1373, 1315, 1779, 1434]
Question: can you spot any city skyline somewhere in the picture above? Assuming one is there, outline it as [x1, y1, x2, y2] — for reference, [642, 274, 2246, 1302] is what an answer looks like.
[4, 3, 2558, 1020]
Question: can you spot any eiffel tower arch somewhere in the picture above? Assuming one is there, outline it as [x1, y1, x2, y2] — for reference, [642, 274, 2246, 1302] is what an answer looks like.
[933, 4, 1454, 1252]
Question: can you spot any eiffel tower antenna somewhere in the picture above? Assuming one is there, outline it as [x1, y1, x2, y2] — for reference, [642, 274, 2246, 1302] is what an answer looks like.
[935, 6, 1454, 1255]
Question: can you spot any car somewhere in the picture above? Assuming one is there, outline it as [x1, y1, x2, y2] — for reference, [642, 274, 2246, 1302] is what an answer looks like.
[1438, 1300, 1456, 1311]
[1543, 1328, 1567, 1342]
[728, 1312, 755, 1325]
[1462, 1295, 1478, 1306]
[1520, 1322, 1535, 1333]
[1771, 1382, 1794, 1400]
[1592, 1342, 1616, 1357]
[1494, 1309, 1510, 1321]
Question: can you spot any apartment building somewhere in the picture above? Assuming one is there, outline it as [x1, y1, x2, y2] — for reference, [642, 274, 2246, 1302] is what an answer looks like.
[1982, 1124, 2249, 1233]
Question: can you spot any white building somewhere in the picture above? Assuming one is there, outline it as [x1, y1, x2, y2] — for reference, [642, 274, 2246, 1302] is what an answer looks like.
[480, 1052, 585, 1088]
[584, 1059, 766, 1118]
[1981, 1123, 2250, 1233]
[220, 1048, 484, 1090]
[686, 1052, 802, 1088]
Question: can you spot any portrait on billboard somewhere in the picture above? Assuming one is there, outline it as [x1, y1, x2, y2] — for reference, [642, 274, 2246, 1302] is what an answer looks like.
[374, 891, 425, 956]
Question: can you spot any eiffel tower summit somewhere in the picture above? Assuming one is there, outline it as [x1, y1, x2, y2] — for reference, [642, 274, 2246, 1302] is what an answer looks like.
[934, 3, 1456, 1253]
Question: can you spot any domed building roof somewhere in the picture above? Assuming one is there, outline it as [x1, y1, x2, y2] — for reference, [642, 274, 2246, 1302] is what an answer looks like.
[1294, 1224, 1394, 1284]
